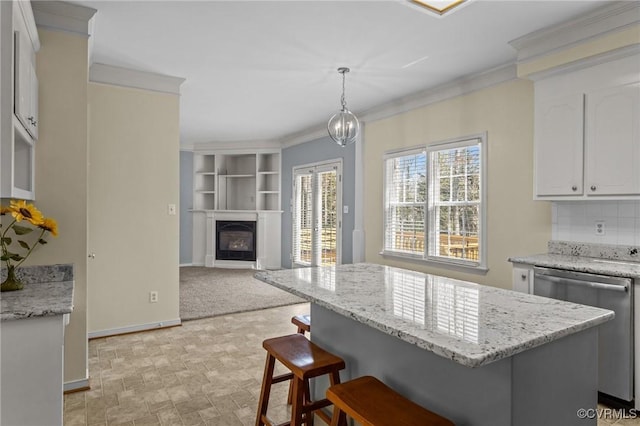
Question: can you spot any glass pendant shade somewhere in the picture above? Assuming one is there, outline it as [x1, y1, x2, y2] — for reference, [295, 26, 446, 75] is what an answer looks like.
[328, 67, 359, 147]
[328, 107, 359, 147]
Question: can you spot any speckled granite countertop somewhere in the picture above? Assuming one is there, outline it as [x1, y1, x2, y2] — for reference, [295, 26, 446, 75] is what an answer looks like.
[1, 264, 74, 321]
[255, 263, 613, 368]
[509, 241, 640, 278]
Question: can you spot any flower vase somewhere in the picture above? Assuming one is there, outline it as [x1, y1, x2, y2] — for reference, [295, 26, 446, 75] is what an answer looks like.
[1, 266, 24, 292]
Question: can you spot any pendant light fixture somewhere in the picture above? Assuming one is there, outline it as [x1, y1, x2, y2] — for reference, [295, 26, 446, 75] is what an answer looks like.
[327, 67, 359, 147]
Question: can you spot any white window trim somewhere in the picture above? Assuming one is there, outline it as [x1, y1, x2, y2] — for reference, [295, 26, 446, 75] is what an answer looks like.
[380, 133, 488, 274]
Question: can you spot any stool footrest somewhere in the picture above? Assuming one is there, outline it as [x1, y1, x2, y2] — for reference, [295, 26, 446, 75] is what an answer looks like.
[272, 372, 293, 384]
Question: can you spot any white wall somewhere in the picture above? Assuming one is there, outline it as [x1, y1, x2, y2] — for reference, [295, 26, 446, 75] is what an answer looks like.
[87, 82, 180, 334]
[30, 28, 88, 386]
[552, 201, 640, 245]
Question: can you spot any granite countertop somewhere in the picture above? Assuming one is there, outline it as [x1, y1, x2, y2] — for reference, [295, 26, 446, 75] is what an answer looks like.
[509, 241, 640, 278]
[255, 263, 613, 368]
[1, 264, 74, 321]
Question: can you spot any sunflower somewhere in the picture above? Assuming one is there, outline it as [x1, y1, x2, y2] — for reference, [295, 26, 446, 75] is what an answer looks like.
[38, 218, 59, 237]
[0, 205, 10, 215]
[9, 200, 44, 225]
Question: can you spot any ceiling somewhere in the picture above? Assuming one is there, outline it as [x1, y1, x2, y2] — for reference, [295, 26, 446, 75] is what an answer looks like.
[73, 0, 609, 147]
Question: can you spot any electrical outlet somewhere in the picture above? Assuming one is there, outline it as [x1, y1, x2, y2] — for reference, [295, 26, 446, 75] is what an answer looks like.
[149, 291, 159, 303]
[168, 204, 176, 215]
[595, 221, 606, 236]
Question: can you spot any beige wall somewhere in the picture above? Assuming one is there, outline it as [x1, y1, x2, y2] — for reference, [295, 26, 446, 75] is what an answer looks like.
[363, 79, 551, 289]
[518, 25, 640, 77]
[30, 29, 88, 384]
[87, 82, 180, 333]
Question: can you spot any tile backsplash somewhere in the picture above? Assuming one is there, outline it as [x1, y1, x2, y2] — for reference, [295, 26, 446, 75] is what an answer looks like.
[552, 201, 640, 245]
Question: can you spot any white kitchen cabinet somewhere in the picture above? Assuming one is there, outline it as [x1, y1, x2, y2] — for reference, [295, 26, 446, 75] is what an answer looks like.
[585, 82, 640, 196]
[512, 266, 532, 293]
[534, 94, 584, 196]
[0, 1, 39, 199]
[533, 54, 640, 200]
[14, 25, 38, 140]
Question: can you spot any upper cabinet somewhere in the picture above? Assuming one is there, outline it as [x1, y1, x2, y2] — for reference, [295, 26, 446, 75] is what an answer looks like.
[534, 54, 640, 200]
[1, 1, 40, 200]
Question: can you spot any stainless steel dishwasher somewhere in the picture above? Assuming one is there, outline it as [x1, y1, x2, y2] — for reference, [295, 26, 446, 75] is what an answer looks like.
[533, 266, 633, 403]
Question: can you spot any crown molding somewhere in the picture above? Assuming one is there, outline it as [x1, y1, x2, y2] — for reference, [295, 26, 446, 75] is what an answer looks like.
[188, 139, 282, 152]
[31, 1, 96, 37]
[280, 125, 328, 148]
[89, 63, 185, 96]
[527, 43, 640, 82]
[509, 1, 640, 64]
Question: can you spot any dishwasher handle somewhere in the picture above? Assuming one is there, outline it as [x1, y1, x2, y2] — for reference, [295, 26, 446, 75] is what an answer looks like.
[535, 274, 628, 292]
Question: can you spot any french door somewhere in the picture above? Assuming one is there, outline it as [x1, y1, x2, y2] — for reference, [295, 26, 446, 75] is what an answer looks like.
[292, 160, 342, 267]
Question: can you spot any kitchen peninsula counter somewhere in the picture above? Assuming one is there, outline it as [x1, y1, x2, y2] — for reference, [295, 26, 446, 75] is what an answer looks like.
[0, 264, 74, 426]
[256, 263, 613, 426]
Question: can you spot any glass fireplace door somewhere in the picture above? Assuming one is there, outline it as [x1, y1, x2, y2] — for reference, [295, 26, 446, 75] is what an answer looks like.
[292, 161, 342, 267]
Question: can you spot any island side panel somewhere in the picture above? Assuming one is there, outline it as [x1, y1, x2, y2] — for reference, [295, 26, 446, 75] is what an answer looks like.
[310, 304, 512, 426]
[511, 327, 598, 426]
[0, 315, 65, 426]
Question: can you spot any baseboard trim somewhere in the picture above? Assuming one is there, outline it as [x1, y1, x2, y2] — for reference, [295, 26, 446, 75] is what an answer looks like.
[64, 377, 90, 394]
[88, 319, 182, 339]
[179, 263, 194, 267]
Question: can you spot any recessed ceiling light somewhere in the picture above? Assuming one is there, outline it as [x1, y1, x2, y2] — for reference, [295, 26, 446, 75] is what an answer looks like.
[410, 0, 466, 16]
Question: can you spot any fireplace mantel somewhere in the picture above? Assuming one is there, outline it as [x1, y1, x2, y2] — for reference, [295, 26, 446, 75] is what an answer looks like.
[203, 210, 282, 269]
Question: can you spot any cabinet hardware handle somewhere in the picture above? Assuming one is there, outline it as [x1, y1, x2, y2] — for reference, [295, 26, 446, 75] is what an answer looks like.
[590, 185, 596, 191]
[88, 253, 96, 259]
[521, 274, 527, 280]
[571, 186, 577, 191]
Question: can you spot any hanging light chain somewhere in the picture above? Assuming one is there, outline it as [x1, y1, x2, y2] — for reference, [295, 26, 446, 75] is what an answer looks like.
[341, 70, 347, 110]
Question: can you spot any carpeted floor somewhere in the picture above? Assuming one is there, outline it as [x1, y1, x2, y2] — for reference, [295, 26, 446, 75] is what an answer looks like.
[179, 267, 304, 321]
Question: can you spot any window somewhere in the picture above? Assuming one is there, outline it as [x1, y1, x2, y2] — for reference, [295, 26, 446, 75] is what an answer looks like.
[383, 134, 486, 270]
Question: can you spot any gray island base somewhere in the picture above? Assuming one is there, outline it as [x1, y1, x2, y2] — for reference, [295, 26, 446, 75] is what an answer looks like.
[255, 263, 613, 426]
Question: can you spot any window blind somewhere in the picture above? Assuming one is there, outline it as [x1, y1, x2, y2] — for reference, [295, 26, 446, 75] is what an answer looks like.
[383, 150, 427, 255]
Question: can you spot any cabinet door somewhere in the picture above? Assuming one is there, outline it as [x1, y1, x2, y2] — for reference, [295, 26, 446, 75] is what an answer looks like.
[28, 62, 38, 140]
[512, 267, 531, 293]
[14, 29, 32, 132]
[534, 94, 584, 196]
[585, 82, 640, 196]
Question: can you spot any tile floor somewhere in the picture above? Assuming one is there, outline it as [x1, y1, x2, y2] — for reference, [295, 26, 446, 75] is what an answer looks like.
[64, 302, 639, 426]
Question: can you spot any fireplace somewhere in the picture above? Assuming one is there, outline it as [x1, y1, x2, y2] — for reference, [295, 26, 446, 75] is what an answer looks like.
[216, 221, 257, 261]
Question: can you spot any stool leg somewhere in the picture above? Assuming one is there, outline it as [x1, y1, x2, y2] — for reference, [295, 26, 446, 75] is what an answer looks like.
[303, 379, 313, 426]
[255, 353, 276, 426]
[330, 407, 346, 426]
[291, 376, 305, 426]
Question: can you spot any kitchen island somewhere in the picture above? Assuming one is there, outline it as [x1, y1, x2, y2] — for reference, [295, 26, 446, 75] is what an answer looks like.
[1, 264, 74, 426]
[256, 263, 614, 426]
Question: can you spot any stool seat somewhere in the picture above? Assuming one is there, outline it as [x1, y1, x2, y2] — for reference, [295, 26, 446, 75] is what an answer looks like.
[257, 334, 345, 426]
[292, 314, 311, 334]
[327, 376, 454, 426]
[263, 334, 344, 380]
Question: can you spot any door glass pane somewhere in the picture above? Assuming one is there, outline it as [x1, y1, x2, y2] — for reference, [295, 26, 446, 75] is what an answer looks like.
[318, 170, 338, 266]
[293, 173, 313, 265]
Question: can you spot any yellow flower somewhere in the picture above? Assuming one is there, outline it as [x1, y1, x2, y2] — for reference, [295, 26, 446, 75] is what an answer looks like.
[38, 218, 58, 237]
[0, 205, 9, 215]
[9, 200, 44, 225]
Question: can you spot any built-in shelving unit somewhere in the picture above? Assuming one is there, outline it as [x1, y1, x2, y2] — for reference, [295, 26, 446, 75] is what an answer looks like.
[190, 149, 282, 269]
[192, 150, 281, 211]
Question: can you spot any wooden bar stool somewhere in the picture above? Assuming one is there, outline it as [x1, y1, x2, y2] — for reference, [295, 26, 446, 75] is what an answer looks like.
[256, 333, 345, 426]
[292, 314, 311, 335]
[326, 376, 454, 426]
